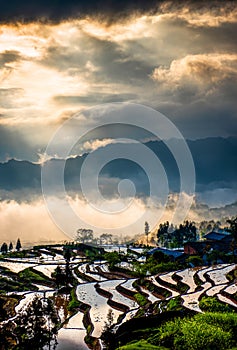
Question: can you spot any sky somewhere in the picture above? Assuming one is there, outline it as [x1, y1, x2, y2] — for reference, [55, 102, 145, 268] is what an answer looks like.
[0, 1, 236, 244]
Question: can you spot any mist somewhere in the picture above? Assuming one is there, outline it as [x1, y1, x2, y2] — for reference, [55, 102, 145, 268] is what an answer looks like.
[0, 192, 236, 246]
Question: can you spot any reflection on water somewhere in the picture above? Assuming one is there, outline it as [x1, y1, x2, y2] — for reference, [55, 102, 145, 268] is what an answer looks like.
[56, 328, 88, 350]
[56, 310, 88, 349]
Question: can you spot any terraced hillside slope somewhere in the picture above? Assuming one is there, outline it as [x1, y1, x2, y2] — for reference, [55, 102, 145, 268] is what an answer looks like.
[0, 245, 236, 349]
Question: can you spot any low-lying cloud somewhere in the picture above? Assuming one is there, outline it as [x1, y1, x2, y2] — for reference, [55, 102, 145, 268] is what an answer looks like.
[0, 199, 68, 246]
[0, 192, 236, 246]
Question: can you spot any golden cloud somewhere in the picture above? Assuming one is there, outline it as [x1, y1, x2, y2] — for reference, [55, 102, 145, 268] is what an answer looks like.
[152, 53, 237, 88]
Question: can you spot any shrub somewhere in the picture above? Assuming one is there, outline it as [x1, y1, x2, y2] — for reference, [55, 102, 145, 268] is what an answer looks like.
[186, 255, 203, 266]
[178, 319, 232, 350]
[150, 313, 237, 350]
[199, 296, 233, 313]
[104, 252, 122, 270]
[195, 313, 237, 340]
[151, 318, 182, 348]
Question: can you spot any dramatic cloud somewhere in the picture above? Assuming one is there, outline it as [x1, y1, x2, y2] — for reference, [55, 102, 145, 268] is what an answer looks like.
[152, 54, 237, 90]
[0, 1, 236, 243]
[0, 4, 236, 150]
[0, 1, 236, 25]
[0, 8, 236, 141]
[152, 53, 237, 108]
[0, 0, 161, 22]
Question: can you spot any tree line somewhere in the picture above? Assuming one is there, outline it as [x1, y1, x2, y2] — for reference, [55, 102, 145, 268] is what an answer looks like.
[0, 238, 21, 254]
[76, 229, 116, 245]
[157, 220, 197, 248]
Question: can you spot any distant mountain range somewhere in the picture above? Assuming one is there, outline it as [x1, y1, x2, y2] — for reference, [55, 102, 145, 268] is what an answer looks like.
[0, 137, 236, 201]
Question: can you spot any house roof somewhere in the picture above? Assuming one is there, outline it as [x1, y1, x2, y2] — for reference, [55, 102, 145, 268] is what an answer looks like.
[204, 231, 231, 241]
[184, 240, 232, 254]
[148, 247, 184, 259]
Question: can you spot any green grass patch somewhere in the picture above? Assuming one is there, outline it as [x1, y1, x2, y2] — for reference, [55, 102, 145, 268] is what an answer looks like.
[132, 259, 179, 277]
[67, 288, 80, 311]
[134, 293, 148, 307]
[112, 312, 237, 350]
[117, 339, 167, 349]
[19, 268, 48, 282]
[166, 297, 183, 312]
[0, 276, 32, 293]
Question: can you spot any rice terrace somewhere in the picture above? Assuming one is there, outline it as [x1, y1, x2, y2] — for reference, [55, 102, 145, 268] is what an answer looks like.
[0, 226, 237, 349]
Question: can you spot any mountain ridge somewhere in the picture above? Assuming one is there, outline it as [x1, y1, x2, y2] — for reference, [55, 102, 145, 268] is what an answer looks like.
[0, 137, 236, 198]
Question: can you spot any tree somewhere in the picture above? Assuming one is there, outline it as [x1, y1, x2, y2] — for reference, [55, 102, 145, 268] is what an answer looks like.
[227, 217, 237, 260]
[99, 233, 113, 245]
[63, 247, 71, 263]
[104, 252, 122, 270]
[145, 221, 150, 245]
[103, 309, 114, 332]
[9, 242, 13, 251]
[1, 242, 8, 254]
[16, 238, 22, 251]
[186, 255, 203, 267]
[182, 220, 197, 242]
[153, 250, 170, 263]
[54, 265, 64, 289]
[0, 320, 16, 349]
[76, 228, 94, 244]
[157, 220, 197, 248]
[63, 248, 72, 284]
[14, 296, 59, 349]
[227, 217, 237, 241]
[157, 221, 170, 247]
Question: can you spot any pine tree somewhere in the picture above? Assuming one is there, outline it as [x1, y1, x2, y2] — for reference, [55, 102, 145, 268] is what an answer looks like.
[145, 221, 150, 246]
[9, 242, 13, 251]
[1, 242, 8, 254]
[16, 238, 22, 251]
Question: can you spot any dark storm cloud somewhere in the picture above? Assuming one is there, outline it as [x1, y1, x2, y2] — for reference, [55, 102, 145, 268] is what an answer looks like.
[1, 0, 236, 23]
[198, 22, 237, 53]
[0, 0, 162, 22]
[0, 1, 236, 156]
